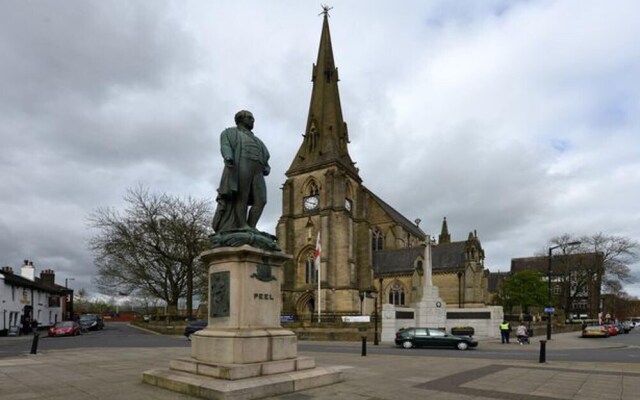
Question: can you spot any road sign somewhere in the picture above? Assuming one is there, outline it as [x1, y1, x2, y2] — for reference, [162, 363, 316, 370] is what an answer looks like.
[544, 307, 556, 313]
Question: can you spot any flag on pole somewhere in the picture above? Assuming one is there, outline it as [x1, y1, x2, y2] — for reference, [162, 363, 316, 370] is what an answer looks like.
[314, 232, 322, 265]
[315, 232, 321, 323]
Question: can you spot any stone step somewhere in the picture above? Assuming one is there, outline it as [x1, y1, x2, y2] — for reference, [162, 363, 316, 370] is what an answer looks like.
[143, 365, 344, 400]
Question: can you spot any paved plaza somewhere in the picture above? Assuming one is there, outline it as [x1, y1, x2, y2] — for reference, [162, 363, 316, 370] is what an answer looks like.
[1, 331, 639, 400]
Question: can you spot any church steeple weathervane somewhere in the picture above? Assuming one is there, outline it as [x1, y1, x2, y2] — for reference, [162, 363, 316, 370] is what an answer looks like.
[286, 6, 360, 181]
[319, 4, 333, 17]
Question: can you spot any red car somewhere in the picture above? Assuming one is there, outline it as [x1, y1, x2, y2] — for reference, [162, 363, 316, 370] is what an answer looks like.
[48, 321, 81, 337]
[602, 324, 618, 336]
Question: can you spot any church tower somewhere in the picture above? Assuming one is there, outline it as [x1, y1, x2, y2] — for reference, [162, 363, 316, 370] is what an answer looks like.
[277, 11, 371, 316]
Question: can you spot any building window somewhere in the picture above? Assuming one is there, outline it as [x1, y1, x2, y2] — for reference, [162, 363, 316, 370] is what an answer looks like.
[372, 229, 384, 251]
[305, 252, 316, 284]
[388, 281, 405, 305]
[415, 260, 424, 275]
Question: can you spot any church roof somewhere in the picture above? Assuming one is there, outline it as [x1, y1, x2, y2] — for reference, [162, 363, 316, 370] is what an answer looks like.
[432, 242, 467, 270]
[373, 241, 469, 276]
[286, 12, 360, 180]
[373, 247, 424, 276]
[364, 187, 426, 239]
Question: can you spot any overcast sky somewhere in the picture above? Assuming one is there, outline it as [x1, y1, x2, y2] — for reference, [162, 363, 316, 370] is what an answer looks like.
[1, 0, 639, 298]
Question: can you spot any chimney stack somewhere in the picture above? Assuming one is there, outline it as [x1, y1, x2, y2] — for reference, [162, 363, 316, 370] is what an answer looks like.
[21, 259, 35, 281]
[1, 266, 13, 274]
[40, 269, 56, 287]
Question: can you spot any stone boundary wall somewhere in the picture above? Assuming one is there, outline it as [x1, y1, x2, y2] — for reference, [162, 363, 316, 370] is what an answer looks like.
[381, 304, 504, 341]
[445, 306, 504, 338]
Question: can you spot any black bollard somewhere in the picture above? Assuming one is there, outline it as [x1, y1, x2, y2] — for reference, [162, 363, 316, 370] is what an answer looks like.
[539, 339, 546, 363]
[30, 332, 40, 355]
[361, 337, 367, 356]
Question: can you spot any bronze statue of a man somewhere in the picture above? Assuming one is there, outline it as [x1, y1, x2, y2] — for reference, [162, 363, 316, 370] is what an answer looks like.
[212, 110, 271, 233]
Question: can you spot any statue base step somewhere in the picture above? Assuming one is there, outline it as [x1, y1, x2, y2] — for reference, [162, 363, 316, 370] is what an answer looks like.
[192, 328, 297, 364]
[143, 356, 344, 400]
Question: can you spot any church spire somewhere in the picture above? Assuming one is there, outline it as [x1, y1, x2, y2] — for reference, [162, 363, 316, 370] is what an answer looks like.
[286, 8, 360, 180]
[439, 217, 451, 244]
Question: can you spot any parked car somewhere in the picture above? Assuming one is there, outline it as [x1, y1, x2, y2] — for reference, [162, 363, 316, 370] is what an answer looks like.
[581, 325, 609, 338]
[602, 324, 618, 336]
[184, 320, 207, 340]
[78, 314, 104, 331]
[48, 321, 81, 337]
[617, 321, 632, 334]
[395, 327, 478, 350]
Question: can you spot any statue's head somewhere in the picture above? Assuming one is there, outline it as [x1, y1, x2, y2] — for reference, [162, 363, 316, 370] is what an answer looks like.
[235, 110, 254, 130]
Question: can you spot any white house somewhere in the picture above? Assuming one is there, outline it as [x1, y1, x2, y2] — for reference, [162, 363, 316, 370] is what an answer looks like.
[1, 260, 73, 335]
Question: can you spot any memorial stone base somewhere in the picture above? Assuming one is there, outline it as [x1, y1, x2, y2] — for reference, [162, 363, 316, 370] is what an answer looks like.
[143, 245, 343, 400]
[414, 286, 447, 328]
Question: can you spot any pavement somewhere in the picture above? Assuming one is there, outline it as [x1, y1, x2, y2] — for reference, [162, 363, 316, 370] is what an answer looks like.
[1, 329, 639, 400]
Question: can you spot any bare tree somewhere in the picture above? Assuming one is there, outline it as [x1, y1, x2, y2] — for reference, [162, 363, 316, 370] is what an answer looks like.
[89, 186, 212, 316]
[582, 232, 638, 294]
[547, 233, 638, 318]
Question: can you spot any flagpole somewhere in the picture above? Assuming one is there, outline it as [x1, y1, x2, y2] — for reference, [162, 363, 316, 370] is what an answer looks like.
[316, 232, 321, 324]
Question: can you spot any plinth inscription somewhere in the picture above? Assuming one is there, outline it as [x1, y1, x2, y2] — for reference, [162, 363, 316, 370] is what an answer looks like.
[210, 271, 230, 318]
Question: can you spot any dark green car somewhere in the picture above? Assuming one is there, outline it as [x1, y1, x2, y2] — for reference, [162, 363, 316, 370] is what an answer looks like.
[395, 327, 478, 350]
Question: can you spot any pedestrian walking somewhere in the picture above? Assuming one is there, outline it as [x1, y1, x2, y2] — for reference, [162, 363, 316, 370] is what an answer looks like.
[516, 322, 529, 345]
[500, 320, 511, 344]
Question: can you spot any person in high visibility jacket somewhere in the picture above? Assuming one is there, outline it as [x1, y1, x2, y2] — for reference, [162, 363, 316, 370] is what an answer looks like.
[500, 321, 511, 344]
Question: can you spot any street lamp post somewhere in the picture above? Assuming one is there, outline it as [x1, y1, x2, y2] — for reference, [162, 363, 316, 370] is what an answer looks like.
[359, 291, 365, 315]
[64, 278, 75, 320]
[547, 241, 581, 340]
[374, 277, 383, 346]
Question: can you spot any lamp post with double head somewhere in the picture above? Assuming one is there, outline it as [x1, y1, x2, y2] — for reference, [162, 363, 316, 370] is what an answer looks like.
[547, 241, 581, 340]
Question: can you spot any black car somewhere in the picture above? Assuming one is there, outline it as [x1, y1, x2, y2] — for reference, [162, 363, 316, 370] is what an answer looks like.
[77, 314, 104, 331]
[395, 327, 478, 350]
[184, 320, 207, 340]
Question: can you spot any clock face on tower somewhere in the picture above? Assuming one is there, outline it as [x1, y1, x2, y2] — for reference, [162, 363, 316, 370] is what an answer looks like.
[303, 195, 319, 211]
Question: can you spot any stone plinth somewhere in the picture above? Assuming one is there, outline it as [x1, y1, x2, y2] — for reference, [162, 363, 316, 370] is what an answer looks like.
[414, 286, 447, 328]
[143, 244, 343, 399]
[192, 245, 296, 364]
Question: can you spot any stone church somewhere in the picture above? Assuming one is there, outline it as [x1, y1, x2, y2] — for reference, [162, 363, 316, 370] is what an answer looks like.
[276, 14, 489, 317]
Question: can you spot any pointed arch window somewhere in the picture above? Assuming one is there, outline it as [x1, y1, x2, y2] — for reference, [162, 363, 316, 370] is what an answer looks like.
[308, 181, 319, 196]
[305, 251, 316, 284]
[415, 260, 424, 276]
[388, 281, 406, 306]
[345, 181, 353, 213]
[372, 229, 384, 251]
